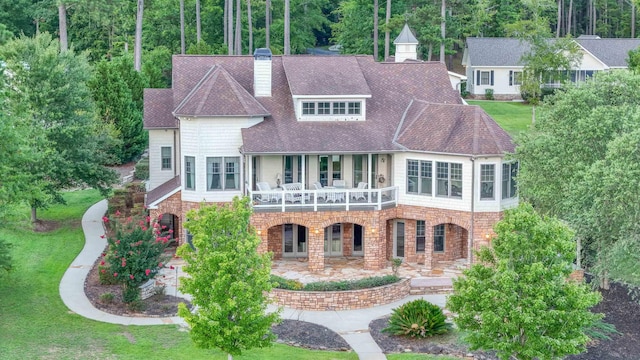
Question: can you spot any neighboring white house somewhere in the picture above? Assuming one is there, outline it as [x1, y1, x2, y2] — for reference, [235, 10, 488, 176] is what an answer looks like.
[143, 27, 518, 273]
[462, 36, 640, 99]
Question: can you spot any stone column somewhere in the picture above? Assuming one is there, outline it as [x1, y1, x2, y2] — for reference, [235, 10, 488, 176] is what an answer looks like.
[307, 229, 325, 272]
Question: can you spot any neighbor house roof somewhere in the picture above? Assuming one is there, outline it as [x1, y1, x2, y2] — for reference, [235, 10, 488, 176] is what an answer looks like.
[465, 37, 640, 68]
[144, 54, 514, 157]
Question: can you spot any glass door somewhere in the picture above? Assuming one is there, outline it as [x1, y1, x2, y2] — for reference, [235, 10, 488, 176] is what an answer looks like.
[393, 221, 405, 258]
[324, 224, 343, 256]
[283, 224, 308, 257]
[353, 224, 364, 256]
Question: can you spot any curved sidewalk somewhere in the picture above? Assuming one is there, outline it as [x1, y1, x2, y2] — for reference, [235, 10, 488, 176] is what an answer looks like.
[59, 199, 448, 359]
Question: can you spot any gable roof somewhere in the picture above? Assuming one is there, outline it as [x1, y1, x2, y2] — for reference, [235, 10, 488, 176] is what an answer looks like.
[465, 37, 640, 68]
[145, 54, 514, 157]
[173, 65, 270, 117]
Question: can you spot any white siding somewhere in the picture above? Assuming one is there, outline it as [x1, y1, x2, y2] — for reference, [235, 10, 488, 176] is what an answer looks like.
[470, 67, 520, 96]
[148, 129, 179, 190]
[180, 116, 263, 203]
[258, 155, 282, 188]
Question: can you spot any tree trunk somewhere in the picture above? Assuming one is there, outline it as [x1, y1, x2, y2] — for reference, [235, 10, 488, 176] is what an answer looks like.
[556, 0, 561, 37]
[384, 0, 391, 60]
[31, 206, 37, 224]
[247, 0, 253, 54]
[180, 0, 185, 54]
[235, 0, 242, 54]
[373, 0, 379, 61]
[228, 0, 234, 54]
[567, 0, 573, 36]
[134, 0, 143, 71]
[632, 2, 636, 38]
[224, 0, 228, 45]
[428, 44, 433, 61]
[440, 0, 445, 64]
[58, 2, 68, 51]
[284, 0, 290, 55]
[228, 353, 233, 360]
[265, 0, 270, 48]
[196, 0, 201, 43]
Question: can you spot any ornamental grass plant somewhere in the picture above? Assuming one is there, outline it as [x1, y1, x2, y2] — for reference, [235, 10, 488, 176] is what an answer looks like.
[382, 299, 452, 338]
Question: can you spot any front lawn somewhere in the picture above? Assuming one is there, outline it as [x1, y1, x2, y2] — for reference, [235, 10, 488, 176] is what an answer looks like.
[0, 190, 356, 360]
[467, 100, 533, 136]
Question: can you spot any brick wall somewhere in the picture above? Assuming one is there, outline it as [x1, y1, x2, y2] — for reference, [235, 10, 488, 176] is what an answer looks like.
[269, 279, 411, 311]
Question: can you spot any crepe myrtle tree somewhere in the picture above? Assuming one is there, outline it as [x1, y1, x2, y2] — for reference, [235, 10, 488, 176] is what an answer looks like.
[178, 197, 280, 360]
[102, 212, 173, 303]
[447, 202, 602, 360]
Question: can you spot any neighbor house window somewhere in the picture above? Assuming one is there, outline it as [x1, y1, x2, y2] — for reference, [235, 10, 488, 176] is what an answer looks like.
[436, 162, 462, 198]
[407, 160, 432, 195]
[416, 220, 426, 253]
[502, 162, 519, 199]
[332, 102, 346, 114]
[348, 102, 361, 115]
[185, 156, 195, 190]
[509, 71, 523, 86]
[433, 224, 445, 252]
[207, 156, 240, 191]
[477, 70, 494, 86]
[161, 146, 172, 170]
[302, 102, 315, 115]
[480, 164, 495, 200]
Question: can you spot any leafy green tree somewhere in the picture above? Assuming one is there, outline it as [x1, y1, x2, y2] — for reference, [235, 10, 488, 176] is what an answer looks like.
[89, 55, 147, 164]
[178, 197, 280, 359]
[447, 203, 602, 360]
[516, 71, 640, 286]
[0, 33, 118, 222]
[628, 47, 640, 73]
[142, 46, 173, 88]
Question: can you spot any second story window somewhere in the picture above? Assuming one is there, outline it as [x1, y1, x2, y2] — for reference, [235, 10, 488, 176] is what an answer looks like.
[502, 162, 519, 199]
[207, 157, 240, 191]
[436, 162, 462, 198]
[161, 146, 172, 170]
[318, 102, 331, 114]
[185, 156, 195, 190]
[332, 102, 346, 114]
[407, 160, 432, 195]
[480, 164, 495, 200]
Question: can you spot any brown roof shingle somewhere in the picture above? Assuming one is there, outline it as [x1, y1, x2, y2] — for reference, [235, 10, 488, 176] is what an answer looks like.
[146, 176, 181, 206]
[282, 56, 372, 96]
[143, 89, 178, 129]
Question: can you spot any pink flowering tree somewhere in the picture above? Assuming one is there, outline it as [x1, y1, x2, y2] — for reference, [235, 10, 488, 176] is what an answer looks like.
[102, 212, 173, 303]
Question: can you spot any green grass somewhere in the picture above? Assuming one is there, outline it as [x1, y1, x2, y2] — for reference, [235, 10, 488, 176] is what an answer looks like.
[467, 100, 533, 136]
[0, 189, 356, 360]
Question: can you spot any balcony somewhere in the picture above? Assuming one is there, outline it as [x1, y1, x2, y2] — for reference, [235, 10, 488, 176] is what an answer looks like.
[250, 186, 398, 212]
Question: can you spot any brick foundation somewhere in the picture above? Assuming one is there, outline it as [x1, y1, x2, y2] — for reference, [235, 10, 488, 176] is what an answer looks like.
[269, 278, 411, 311]
[150, 191, 504, 272]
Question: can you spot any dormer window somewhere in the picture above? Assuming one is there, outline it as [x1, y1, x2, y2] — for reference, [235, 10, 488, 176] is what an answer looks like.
[295, 98, 367, 121]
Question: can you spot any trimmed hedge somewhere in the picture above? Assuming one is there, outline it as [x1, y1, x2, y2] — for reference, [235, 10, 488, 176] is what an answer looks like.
[272, 274, 400, 291]
[134, 157, 149, 180]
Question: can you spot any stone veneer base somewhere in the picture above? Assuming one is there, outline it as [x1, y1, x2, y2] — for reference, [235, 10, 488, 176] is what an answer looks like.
[268, 278, 411, 311]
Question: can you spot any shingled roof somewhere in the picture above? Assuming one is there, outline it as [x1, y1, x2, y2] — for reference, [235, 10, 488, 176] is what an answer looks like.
[144, 89, 178, 129]
[144, 54, 514, 157]
[465, 37, 640, 68]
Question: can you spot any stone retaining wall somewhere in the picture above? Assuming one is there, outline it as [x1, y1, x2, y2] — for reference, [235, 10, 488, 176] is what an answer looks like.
[269, 278, 411, 311]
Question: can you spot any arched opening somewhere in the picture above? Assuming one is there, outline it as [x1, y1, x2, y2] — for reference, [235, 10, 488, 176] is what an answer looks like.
[159, 213, 179, 241]
[431, 223, 468, 269]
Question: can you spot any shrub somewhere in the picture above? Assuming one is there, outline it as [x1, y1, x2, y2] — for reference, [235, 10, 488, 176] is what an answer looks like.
[271, 275, 303, 290]
[382, 299, 452, 338]
[99, 292, 115, 304]
[102, 213, 173, 303]
[98, 262, 119, 285]
[391, 258, 403, 276]
[484, 88, 494, 100]
[134, 157, 149, 180]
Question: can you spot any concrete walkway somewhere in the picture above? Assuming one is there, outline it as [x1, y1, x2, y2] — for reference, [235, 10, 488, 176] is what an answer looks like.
[59, 200, 448, 359]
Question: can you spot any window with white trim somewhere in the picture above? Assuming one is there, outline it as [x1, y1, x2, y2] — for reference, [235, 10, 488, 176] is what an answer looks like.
[509, 71, 523, 86]
[502, 162, 519, 199]
[185, 156, 195, 190]
[480, 164, 495, 200]
[436, 162, 462, 198]
[416, 220, 426, 253]
[348, 102, 361, 115]
[161, 146, 172, 170]
[433, 224, 445, 252]
[407, 160, 432, 195]
[207, 156, 240, 191]
[302, 102, 315, 115]
[332, 102, 346, 114]
[318, 102, 331, 114]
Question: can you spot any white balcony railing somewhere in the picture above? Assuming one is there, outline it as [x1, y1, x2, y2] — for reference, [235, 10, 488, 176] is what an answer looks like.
[250, 186, 398, 212]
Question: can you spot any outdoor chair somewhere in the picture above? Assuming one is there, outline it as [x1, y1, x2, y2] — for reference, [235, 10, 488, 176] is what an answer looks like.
[351, 182, 368, 201]
[282, 182, 306, 203]
[332, 179, 346, 188]
[313, 182, 326, 201]
[256, 182, 280, 202]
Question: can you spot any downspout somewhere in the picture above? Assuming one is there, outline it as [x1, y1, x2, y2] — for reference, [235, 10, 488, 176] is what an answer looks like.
[469, 156, 475, 266]
[173, 130, 178, 177]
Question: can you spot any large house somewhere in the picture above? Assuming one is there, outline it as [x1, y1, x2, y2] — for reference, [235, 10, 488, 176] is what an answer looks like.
[462, 36, 640, 99]
[144, 29, 517, 273]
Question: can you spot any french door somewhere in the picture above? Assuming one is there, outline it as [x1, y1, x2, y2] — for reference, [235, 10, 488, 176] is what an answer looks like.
[283, 224, 307, 257]
[353, 224, 364, 256]
[324, 224, 343, 256]
[393, 220, 405, 258]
